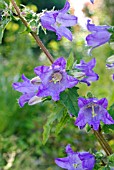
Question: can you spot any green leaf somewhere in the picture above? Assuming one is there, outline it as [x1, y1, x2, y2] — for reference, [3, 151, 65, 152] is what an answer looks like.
[55, 110, 69, 135]
[108, 153, 114, 166]
[0, 17, 11, 44]
[60, 87, 79, 116]
[43, 102, 66, 144]
[43, 124, 51, 145]
[66, 52, 74, 70]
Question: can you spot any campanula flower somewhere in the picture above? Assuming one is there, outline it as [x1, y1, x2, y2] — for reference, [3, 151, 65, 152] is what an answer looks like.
[34, 57, 78, 101]
[73, 58, 99, 86]
[86, 20, 111, 53]
[55, 144, 95, 170]
[75, 97, 114, 130]
[13, 74, 42, 107]
[40, 1, 78, 41]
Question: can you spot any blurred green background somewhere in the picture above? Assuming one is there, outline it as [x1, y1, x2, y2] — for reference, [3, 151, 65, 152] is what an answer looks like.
[0, 0, 114, 169]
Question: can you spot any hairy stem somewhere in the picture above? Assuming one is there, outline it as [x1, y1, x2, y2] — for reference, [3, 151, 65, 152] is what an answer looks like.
[10, 0, 54, 63]
[93, 128, 113, 156]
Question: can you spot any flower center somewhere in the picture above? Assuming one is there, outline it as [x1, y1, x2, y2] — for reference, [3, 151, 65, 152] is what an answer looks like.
[72, 163, 78, 168]
[56, 22, 61, 27]
[92, 105, 97, 117]
[51, 72, 62, 84]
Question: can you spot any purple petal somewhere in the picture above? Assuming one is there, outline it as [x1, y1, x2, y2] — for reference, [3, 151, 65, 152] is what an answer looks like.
[101, 110, 114, 125]
[52, 57, 66, 70]
[57, 13, 78, 27]
[55, 157, 71, 169]
[97, 98, 108, 109]
[79, 152, 95, 170]
[78, 97, 92, 108]
[40, 12, 56, 31]
[87, 20, 110, 32]
[55, 26, 73, 41]
[66, 144, 74, 154]
[59, 1, 70, 13]
[18, 93, 35, 107]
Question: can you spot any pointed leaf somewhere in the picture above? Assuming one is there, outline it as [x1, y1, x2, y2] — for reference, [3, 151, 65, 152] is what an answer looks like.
[66, 52, 74, 70]
[55, 111, 69, 135]
[60, 87, 79, 116]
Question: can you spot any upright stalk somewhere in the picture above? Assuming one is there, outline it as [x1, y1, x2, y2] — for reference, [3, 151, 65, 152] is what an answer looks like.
[10, 0, 54, 64]
[93, 128, 113, 156]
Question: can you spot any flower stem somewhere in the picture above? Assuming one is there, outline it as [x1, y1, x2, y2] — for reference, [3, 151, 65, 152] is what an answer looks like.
[10, 0, 54, 64]
[93, 128, 113, 156]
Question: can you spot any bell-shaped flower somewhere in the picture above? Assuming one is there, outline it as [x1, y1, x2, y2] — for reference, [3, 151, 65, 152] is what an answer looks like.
[40, 1, 78, 41]
[75, 97, 114, 131]
[86, 20, 111, 53]
[12, 74, 42, 107]
[34, 57, 78, 101]
[71, 58, 99, 86]
[55, 144, 95, 170]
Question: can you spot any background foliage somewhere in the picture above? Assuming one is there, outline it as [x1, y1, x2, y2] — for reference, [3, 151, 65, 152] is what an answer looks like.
[0, 0, 114, 169]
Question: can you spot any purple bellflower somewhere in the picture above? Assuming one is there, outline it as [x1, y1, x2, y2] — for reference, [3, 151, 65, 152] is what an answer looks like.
[86, 20, 111, 53]
[55, 144, 95, 170]
[34, 57, 78, 101]
[40, 1, 78, 41]
[74, 58, 99, 86]
[75, 97, 114, 131]
[12, 74, 42, 107]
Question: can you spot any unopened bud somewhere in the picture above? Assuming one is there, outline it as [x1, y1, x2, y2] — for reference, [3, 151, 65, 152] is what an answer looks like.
[31, 76, 41, 85]
[28, 96, 42, 105]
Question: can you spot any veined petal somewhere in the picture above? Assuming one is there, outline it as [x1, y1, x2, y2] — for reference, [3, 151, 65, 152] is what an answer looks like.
[55, 157, 71, 169]
[57, 13, 77, 27]
[97, 98, 108, 109]
[87, 20, 110, 32]
[59, 1, 70, 14]
[56, 26, 73, 41]
[52, 57, 66, 70]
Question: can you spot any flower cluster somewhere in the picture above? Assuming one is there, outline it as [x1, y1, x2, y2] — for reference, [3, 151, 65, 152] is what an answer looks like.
[75, 97, 114, 130]
[55, 144, 95, 170]
[13, 57, 78, 105]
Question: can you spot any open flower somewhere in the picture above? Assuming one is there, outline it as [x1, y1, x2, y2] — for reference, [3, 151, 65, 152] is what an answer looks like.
[73, 58, 99, 86]
[86, 20, 111, 53]
[75, 97, 114, 130]
[34, 57, 78, 101]
[40, 1, 78, 41]
[55, 144, 95, 170]
[12, 74, 42, 107]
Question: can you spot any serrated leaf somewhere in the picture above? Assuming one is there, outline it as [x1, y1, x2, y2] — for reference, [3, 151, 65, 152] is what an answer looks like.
[60, 87, 79, 116]
[66, 52, 74, 70]
[43, 102, 66, 144]
[55, 111, 69, 135]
